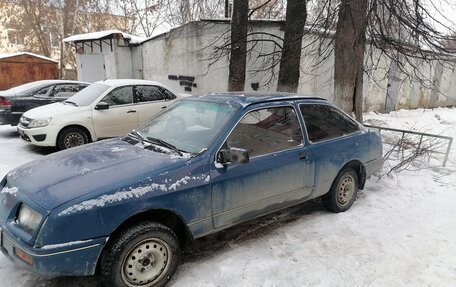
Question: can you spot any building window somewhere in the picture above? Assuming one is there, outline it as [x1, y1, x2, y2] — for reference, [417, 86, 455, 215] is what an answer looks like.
[7, 29, 25, 45]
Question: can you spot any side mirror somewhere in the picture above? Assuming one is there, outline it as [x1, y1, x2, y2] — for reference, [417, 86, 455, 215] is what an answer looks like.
[95, 101, 109, 110]
[218, 147, 249, 165]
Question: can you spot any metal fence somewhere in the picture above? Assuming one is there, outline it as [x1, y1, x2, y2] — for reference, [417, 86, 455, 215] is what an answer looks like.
[364, 125, 453, 167]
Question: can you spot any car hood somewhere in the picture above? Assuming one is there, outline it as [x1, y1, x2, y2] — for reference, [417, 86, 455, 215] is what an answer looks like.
[23, 102, 79, 119]
[5, 138, 190, 210]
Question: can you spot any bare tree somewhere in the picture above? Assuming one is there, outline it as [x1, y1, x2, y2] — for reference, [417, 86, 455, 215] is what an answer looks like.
[228, 0, 249, 91]
[334, 0, 368, 122]
[276, 0, 307, 92]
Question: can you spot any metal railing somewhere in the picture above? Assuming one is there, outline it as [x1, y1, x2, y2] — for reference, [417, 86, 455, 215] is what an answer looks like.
[364, 125, 453, 167]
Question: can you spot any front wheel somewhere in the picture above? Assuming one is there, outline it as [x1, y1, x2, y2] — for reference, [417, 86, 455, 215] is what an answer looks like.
[322, 168, 359, 213]
[57, 127, 89, 150]
[101, 222, 181, 287]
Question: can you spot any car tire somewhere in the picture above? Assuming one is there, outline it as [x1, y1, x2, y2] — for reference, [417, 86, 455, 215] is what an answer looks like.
[322, 168, 359, 213]
[101, 222, 181, 287]
[57, 127, 89, 150]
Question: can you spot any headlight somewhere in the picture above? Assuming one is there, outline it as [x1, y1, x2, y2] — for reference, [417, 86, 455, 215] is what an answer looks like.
[28, 118, 51, 128]
[16, 204, 43, 234]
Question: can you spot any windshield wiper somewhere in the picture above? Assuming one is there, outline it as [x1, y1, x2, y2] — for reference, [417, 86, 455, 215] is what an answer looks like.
[64, 100, 78, 106]
[146, 137, 183, 156]
[129, 130, 144, 139]
[128, 131, 184, 156]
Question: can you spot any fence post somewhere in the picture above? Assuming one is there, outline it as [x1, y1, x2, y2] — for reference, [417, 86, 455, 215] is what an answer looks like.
[443, 137, 453, 167]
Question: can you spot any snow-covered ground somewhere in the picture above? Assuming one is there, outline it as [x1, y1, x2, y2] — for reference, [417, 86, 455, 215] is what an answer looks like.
[0, 107, 455, 287]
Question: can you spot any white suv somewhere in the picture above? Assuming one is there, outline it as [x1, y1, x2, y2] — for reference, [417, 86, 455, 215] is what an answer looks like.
[17, 79, 184, 149]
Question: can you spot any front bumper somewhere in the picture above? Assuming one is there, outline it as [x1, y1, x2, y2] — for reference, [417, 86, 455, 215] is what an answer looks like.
[0, 227, 107, 276]
[17, 124, 59, 147]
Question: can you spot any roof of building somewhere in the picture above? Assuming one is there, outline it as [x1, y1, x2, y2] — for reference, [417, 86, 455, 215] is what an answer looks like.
[63, 30, 145, 45]
[0, 52, 58, 63]
[187, 92, 327, 107]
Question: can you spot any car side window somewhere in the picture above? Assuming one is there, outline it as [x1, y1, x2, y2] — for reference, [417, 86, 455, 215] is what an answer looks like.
[135, 85, 165, 103]
[34, 86, 51, 97]
[159, 87, 176, 100]
[102, 86, 133, 106]
[226, 106, 303, 158]
[299, 104, 360, 143]
[53, 84, 79, 98]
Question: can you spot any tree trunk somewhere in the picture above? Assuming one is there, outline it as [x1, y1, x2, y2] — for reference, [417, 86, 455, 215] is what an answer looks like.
[228, 0, 248, 91]
[334, 0, 367, 122]
[276, 0, 307, 92]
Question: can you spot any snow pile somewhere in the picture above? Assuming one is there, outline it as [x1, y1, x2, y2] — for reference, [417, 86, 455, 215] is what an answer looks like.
[40, 239, 94, 250]
[63, 30, 145, 45]
[58, 175, 209, 216]
[0, 52, 58, 63]
[0, 186, 18, 196]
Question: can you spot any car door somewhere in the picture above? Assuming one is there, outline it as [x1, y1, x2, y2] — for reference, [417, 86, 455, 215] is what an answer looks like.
[210, 104, 315, 228]
[133, 85, 172, 124]
[12, 85, 54, 113]
[91, 85, 138, 139]
[298, 103, 362, 198]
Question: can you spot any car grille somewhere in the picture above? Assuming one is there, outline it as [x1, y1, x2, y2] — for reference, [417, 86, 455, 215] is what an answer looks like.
[19, 116, 31, 129]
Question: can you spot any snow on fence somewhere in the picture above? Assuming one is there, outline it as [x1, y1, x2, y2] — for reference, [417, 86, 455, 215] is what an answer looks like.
[364, 125, 453, 171]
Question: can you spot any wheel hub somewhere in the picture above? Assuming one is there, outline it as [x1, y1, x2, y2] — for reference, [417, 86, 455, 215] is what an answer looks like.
[121, 239, 170, 286]
[65, 133, 84, 148]
[337, 175, 355, 206]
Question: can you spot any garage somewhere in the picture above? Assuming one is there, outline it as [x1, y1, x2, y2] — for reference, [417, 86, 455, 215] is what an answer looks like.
[0, 52, 58, 91]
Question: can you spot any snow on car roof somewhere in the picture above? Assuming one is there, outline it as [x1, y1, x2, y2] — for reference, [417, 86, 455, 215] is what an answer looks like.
[97, 79, 166, 87]
[1, 80, 88, 94]
[0, 52, 58, 63]
[63, 30, 145, 45]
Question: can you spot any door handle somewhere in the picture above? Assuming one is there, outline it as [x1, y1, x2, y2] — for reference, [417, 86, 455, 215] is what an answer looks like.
[127, 110, 136, 113]
[161, 106, 167, 109]
[299, 152, 309, 160]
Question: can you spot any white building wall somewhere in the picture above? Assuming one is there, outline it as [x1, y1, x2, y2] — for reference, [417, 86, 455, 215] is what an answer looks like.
[142, 22, 232, 95]
[131, 45, 143, 79]
[114, 42, 133, 79]
[75, 21, 456, 111]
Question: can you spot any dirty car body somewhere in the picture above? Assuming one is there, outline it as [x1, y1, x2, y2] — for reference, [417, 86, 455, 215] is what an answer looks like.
[0, 93, 383, 284]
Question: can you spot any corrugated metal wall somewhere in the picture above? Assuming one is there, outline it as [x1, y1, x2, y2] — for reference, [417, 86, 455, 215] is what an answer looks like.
[0, 55, 58, 91]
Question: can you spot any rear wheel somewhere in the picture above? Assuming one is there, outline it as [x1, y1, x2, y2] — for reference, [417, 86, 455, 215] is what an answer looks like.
[322, 168, 359, 213]
[57, 127, 89, 150]
[101, 222, 181, 287]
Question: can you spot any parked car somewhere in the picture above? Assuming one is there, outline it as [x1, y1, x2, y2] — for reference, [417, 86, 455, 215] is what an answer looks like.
[0, 93, 384, 287]
[0, 80, 89, 126]
[17, 79, 183, 150]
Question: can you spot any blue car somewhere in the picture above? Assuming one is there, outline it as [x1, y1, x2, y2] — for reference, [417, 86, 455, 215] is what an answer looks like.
[0, 93, 383, 287]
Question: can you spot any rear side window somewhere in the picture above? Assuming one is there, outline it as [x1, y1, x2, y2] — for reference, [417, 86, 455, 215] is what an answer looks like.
[135, 85, 165, 103]
[53, 84, 80, 98]
[102, 86, 133, 106]
[34, 86, 51, 97]
[226, 106, 303, 157]
[299, 104, 360, 143]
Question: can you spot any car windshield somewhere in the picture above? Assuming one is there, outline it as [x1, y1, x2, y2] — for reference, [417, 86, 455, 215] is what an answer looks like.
[65, 83, 110, 106]
[134, 100, 237, 154]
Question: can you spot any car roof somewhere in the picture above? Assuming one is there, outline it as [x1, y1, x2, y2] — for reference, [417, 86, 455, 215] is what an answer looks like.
[187, 92, 327, 108]
[96, 79, 168, 87]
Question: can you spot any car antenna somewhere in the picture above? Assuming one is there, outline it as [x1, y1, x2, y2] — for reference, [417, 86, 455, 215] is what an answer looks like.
[103, 74, 113, 81]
